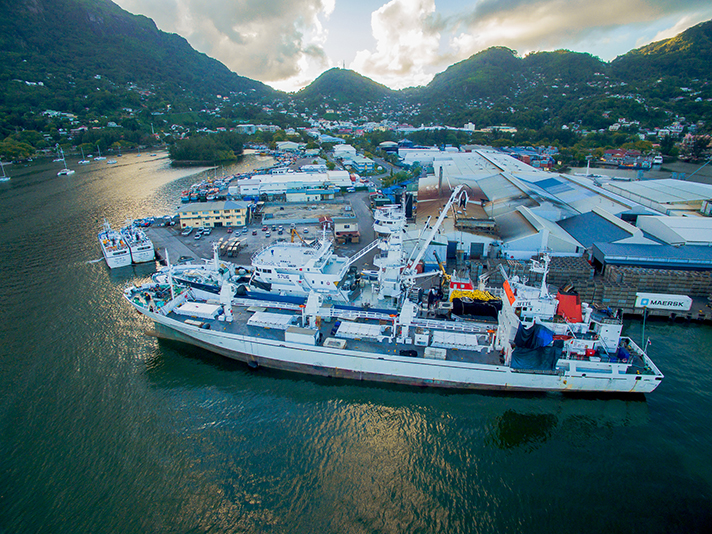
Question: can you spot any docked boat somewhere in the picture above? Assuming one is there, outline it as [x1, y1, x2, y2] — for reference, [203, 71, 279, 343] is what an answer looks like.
[99, 220, 131, 269]
[120, 222, 155, 264]
[123, 187, 664, 393]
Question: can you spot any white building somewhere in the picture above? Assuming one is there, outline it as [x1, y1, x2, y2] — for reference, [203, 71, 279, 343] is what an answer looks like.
[333, 144, 357, 158]
[228, 171, 353, 199]
[636, 216, 712, 246]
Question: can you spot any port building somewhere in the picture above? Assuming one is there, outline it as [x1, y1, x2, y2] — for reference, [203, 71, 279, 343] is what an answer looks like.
[409, 147, 712, 318]
[177, 200, 251, 229]
[228, 170, 352, 200]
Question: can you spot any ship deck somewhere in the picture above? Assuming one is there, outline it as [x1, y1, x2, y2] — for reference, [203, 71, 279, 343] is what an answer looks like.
[156, 294, 504, 367]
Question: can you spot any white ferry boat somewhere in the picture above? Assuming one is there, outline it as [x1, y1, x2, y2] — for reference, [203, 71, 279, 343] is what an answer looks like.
[120, 222, 155, 264]
[98, 220, 131, 269]
[124, 186, 663, 393]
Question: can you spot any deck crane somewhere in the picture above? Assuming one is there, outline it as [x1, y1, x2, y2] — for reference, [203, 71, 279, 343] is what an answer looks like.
[432, 250, 451, 284]
[290, 227, 307, 244]
[401, 184, 469, 287]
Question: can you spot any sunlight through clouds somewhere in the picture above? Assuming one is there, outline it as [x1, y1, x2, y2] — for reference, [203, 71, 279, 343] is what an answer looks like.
[113, 0, 712, 90]
[351, 0, 441, 89]
[115, 0, 334, 85]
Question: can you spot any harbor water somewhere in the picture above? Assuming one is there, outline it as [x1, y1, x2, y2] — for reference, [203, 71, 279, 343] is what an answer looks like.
[1, 154, 711, 533]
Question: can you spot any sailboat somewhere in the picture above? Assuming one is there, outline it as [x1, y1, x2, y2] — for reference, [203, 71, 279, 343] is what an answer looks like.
[94, 144, 106, 161]
[0, 161, 10, 182]
[56, 148, 75, 176]
[78, 147, 90, 165]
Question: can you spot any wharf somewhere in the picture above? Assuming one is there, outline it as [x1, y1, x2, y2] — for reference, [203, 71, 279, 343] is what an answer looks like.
[147, 226, 712, 324]
[146, 226, 206, 264]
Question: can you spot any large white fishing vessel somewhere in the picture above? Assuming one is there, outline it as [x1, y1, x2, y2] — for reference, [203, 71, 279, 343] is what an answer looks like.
[99, 220, 131, 269]
[120, 222, 155, 264]
[123, 187, 664, 393]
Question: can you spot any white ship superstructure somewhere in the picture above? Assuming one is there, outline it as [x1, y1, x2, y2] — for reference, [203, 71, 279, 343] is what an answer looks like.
[98, 220, 131, 269]
[120, 222, 155, 264]
[248, 228, 380, 303]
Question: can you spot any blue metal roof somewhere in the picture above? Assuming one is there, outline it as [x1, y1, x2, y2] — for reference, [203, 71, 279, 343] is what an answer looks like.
[593, 242, 712, 270]
[558, 212, 631, 248]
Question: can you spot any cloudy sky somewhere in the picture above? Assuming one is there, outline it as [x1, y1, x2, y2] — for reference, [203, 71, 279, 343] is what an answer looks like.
[113, 0, 712, 92]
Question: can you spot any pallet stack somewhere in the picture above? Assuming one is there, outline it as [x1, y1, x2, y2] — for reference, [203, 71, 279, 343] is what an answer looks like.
[604, 265, 712, 297]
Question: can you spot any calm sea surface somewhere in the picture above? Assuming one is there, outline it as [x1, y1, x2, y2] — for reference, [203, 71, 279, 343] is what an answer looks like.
[1, 154, 711, 533]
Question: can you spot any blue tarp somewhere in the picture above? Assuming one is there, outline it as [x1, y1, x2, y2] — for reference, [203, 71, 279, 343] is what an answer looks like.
[514, 323, 554, 349]
[511, 323, 557, 371]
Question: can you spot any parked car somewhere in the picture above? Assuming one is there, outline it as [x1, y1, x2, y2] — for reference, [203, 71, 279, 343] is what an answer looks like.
[266, 232, 271, 237]
[302, 228, 309, 234]
[227, 228, 233, 233]
[252, 230, 258, 235]
[202, 228, 212, 236]
[262, 226, 268, 231]
[181, 228, 193, 236]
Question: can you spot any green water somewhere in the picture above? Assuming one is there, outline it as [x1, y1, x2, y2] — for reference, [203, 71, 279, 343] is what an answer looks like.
[1, 155, 711, 533]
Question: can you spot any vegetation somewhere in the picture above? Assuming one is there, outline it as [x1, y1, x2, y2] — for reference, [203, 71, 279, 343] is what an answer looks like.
[169, 132, 244, 165]
[1, 0, 711, 164]
[294, 68, 393, 108]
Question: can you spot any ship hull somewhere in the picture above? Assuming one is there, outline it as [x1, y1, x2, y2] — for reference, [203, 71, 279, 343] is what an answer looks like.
[138, 307, 661, 394]
[129, 245, 155, 264]
[103, 249, 132, 268]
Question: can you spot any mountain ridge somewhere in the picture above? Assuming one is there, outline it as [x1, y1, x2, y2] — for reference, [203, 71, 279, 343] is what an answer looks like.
[0, 0, 710, 143]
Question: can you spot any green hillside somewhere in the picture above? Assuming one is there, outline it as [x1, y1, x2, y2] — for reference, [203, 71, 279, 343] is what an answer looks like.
[0, 0, 275, 136]
[611, 20, 712, 83]
[294, 68, 395, 108]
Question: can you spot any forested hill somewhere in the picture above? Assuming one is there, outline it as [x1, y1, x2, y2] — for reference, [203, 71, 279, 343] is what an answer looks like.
[294, 68, 395, 107]
[407, 18, 712, 130]
[611, 20, 712, 83]
[0, 0, 274, 120]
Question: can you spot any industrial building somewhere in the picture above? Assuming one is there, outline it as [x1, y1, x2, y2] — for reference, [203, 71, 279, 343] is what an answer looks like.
[228, 170, 353, 200]
[406, 147, 712, 316]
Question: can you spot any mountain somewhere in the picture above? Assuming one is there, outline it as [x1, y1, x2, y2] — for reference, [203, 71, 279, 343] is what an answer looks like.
[0, 0, 275, 122]
[422, 47, 522, 103]
[611, 20, 712, 83]
[0, 0, 710, 145]
[294, 20, 711, 131]
[293, 68, 395, 108]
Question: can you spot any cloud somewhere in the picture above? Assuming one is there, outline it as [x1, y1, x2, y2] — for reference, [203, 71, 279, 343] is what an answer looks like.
[350, 0, 442, 89]
[114, 0, 334, 86]
[446, 0, 712, 61]
[647, 15, 696, 44]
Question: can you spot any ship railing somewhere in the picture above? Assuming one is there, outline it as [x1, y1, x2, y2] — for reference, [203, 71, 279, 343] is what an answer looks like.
[250, 244, 274, 262]
[412, 317, 491, 334]
[233, 297, 303, 311]
[621, 337, 664, 376]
